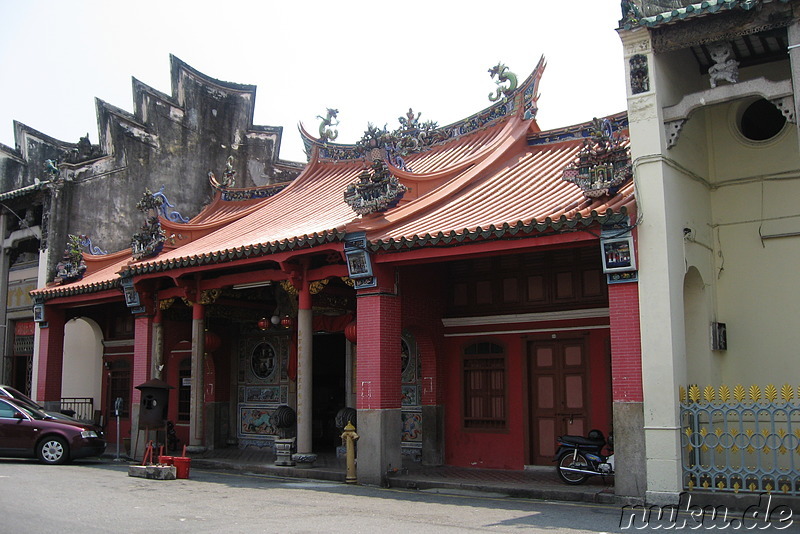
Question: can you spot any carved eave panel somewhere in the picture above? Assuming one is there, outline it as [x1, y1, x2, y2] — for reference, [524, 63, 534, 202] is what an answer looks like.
[662, 77, 795, 148]
[649, 1, 794, 53]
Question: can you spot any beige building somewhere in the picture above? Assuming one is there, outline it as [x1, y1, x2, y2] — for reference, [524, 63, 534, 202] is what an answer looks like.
[618, 0, 800, 504]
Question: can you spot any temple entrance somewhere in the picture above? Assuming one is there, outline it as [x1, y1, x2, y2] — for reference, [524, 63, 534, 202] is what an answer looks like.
[312, 332, 346, 452]
[527, 338, 588, 465]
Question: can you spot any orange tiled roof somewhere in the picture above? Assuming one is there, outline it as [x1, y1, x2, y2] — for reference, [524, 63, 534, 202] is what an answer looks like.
[361, 119, 634, 249]
[34, 251, 132, 298]
[35, 58, 634, 298]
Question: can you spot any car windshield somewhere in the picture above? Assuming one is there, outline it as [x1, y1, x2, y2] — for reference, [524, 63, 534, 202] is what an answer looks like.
[4, 400, 47, 420]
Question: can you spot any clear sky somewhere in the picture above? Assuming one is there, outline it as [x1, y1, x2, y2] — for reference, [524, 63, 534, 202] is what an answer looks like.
[0, 0, 627, 163]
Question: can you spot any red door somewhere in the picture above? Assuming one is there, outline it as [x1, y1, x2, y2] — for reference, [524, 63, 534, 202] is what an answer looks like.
[528, 338, 588, 465]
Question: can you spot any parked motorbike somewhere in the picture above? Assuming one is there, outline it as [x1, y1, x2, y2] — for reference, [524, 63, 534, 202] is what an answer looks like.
[555, 429, 614, 484]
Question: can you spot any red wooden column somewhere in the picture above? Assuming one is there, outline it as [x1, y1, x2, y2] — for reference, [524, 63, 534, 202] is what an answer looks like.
[355, 264, 402, 485]
[608, 279, 645, 497]
[35, 305, 65, 407]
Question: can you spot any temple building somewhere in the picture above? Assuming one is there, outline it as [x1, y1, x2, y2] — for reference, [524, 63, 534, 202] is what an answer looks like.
[28, 56, 643, 492]
[20, 0, 800, 504]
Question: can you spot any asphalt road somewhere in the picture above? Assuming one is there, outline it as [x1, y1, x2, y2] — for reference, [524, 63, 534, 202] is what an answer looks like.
[0, 458, 634, 533]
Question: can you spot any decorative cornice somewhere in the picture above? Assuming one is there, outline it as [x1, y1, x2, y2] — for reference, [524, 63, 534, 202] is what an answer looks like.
[370, 208, 630, 251]
[527, 113, 629, 146]
[442, 307, 610, 328]
[622, 0, 792, 31]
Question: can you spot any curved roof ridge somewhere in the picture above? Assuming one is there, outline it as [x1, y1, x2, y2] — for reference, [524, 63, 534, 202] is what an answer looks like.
[119, 158, 362, 276]
[388, 116, 521, 182]
[299, 57, 546, 162]
[348, 116, 531, 236]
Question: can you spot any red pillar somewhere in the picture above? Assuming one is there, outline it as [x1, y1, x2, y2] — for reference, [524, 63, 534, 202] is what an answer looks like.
[608, 281, 643, 402]
[608, 278, 646, 497]
[36, 305, 65, 403]
[356, 266, 401, 410]
[355, 264, 402, 485]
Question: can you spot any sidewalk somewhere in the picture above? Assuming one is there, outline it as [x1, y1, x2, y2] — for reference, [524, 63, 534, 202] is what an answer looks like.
[183, 448, 619, 505]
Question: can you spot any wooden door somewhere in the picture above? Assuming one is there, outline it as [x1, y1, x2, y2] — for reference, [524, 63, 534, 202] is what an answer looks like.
[528, 339, 588, 465]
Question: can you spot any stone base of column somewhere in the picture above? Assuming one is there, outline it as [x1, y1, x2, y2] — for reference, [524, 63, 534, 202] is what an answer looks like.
[357, 408, 402, 486]
[421, 405, 444, 466]
[646, 490, 681, 506]
[613, 401, 646, 499]
[292, 452, 317, 468]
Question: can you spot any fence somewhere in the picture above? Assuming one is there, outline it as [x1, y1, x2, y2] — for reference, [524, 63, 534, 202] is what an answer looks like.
[680, 384, 800, 496]
[60, 397, 94, 422]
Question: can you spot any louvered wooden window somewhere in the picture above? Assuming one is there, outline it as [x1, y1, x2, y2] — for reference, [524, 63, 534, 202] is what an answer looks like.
[463, 342, 506, 430]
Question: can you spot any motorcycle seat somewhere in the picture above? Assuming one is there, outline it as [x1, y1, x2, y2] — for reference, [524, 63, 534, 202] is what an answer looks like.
[559, 434, 605, 447]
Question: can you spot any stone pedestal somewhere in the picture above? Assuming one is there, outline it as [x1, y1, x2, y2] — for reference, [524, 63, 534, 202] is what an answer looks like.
[274, 438, 296, 466]
[128, 465, 176, 480]
[292, 452, 317, 468]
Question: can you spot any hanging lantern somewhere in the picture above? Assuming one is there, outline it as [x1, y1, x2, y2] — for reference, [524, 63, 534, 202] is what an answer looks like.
[204, 331, 222, 353]
[257, 317, 270, 331]
[344, 320, 357, 344]
[280, 315, 294, 329]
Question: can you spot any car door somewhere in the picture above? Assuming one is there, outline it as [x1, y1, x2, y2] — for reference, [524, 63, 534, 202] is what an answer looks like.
[0, 399, 40, 456]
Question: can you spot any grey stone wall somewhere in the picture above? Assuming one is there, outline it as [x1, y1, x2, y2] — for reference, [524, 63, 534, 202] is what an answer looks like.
[0, 55, 303, 281]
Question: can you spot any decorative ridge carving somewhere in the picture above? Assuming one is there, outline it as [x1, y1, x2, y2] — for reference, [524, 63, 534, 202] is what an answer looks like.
[131, 189, 166, 260]
[54, 234, 87, 285]
[561, 118, 632, 198]
[344, 159, 408, 215]
[298, 58, 546, 163]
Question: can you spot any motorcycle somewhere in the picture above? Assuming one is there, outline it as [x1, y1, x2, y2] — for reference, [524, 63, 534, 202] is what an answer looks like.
[555, 429, 614, 484]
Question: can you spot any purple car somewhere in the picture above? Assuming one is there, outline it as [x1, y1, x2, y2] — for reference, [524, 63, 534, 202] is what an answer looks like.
[0, 397, 107, 464]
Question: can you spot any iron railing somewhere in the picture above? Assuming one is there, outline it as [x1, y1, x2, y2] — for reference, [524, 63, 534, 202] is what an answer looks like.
[680, 384, 800, 496]
[60, 397, 94, 422]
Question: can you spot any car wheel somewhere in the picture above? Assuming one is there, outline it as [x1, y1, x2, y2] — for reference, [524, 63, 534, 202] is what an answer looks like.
[37, 436, 69, 465]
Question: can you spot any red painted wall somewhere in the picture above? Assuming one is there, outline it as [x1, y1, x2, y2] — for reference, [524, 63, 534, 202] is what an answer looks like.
[441, 327, 612, 470]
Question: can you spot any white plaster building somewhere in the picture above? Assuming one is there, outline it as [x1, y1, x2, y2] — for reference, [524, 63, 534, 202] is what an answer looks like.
[618, 0, 800, 504]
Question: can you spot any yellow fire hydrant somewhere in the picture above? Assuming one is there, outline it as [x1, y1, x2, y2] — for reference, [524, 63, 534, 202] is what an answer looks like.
[341, 421, 359, 484]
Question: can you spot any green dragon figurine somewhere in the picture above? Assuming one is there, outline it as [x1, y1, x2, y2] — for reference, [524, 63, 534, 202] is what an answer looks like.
[317, 108, 340, 142]
[488, 63, 518, 103]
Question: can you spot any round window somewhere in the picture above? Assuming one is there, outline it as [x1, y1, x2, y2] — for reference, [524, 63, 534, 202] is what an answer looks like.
[739, 98, 786, 142]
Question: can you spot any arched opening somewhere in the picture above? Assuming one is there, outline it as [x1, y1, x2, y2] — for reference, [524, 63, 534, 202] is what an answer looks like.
[684, 267, 713, 384]
[62, 317, 104, 421]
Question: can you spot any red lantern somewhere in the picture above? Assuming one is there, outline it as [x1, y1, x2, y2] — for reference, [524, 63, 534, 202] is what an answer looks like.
[344, 320, 357, 344]
[204, 331, 221, 353]
[257, 317, 270, 331]
[280, 316, 294, 329]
